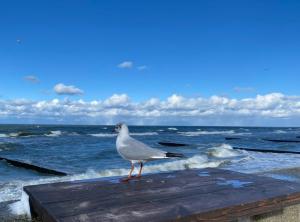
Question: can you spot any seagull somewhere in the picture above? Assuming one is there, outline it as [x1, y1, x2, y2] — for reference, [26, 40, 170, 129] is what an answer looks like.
[115, 123, 184, 181]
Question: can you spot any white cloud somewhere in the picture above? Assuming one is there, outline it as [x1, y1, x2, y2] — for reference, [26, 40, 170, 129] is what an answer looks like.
[104, 94, 130, 107]
[137, 65, 147, 70]
[54, 83, 83, 95]
[1, 93, 300, 125]
[118, 61, 133, 69]
[24, 75, 39, 83]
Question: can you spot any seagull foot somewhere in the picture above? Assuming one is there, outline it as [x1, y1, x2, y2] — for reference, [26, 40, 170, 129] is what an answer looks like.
[120, 176, 134, 182]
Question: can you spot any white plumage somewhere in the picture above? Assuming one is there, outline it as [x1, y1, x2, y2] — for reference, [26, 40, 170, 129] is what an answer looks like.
[115, 123, 183, 181]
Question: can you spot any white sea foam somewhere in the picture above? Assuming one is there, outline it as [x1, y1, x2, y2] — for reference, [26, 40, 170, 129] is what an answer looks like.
[131, 132, 158, 136]
[89, 133, 117, 137]
[0, 133, 8, 138]
[179, 130, 235, 136]
[207, 144, 240, 158]
[274, 130, 287, 134]
[89, 132, 158, 137]
[233, 132, 252, 136]
[168, 127, 178, 131]
[8, 133, 19, 137]
[9, 191, 31, 218]
[8, 132, 36, 137]
[46, 130, 62, 137]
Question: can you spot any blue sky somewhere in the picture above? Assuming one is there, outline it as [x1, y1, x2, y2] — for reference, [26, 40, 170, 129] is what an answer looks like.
[0, 0, 300, 125]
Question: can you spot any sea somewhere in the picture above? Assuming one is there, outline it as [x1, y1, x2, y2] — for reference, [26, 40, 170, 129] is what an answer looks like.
[1, 124, 300, 216]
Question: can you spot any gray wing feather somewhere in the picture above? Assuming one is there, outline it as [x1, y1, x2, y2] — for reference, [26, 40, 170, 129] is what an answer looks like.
[118, 136, 166, 161]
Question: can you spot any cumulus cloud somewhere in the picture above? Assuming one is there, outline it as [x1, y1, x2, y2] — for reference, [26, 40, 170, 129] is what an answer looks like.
[54, 83, 83, 95]
[118, 61, 133, 69]
[24, 75, 39, 83]
[1, 93, 300, 125]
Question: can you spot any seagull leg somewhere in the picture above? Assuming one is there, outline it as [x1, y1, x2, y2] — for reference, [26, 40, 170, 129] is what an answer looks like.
[136, 162, 143, 178]
[121, 163, 134, 182]
[128, 162, 135, 178]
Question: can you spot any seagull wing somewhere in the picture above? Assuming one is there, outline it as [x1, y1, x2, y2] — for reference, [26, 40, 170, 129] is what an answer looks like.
[119, 136, 166, 161]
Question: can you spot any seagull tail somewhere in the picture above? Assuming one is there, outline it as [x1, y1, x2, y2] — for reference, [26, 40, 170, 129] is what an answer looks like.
[165, 152, 185, 158]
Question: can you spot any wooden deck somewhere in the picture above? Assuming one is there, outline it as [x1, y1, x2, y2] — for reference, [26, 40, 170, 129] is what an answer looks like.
[24, 168, 300, 222]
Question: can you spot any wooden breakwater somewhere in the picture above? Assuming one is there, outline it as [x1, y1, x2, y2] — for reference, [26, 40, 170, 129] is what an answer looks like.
[24, 168, 300, 221]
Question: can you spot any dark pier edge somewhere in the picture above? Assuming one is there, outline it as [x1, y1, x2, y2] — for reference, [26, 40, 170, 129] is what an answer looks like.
[24, 168, 300, 222]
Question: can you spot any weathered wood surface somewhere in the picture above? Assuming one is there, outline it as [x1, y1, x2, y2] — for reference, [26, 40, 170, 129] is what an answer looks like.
[24, 168, 300, 222]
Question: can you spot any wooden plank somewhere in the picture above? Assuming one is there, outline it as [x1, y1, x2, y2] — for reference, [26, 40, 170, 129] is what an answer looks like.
[57, 182, 300, 222]
[24, 168, 300, 222]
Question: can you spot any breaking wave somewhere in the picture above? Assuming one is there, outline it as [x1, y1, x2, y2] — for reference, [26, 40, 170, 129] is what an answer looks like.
[89, 133, 117, 137]
[0, 130, 83, 138]
[89, 132, 158, 137]
[9, 191, 31, 217]
[131, 132, 158, 136]
[274, 130, 287, 134]
[168, 127, 178, 131]
[233, 132, 252, 136]
[1, 132, 43, 138]
[207, 144, 241, 158]
[45, 130, 62, 137]
[179, 130, 235, 136]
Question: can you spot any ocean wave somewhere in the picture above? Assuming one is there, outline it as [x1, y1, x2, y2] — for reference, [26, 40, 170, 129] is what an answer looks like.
[46, 130, 62, 137]
[1, 131, 45, 138]
[8, 132, 40, 138]
[233, 132, 252, 136]
[274, 130, 287, 134]
[68, 132, 80, 136]
[0, 130, 79, 138]
[131, 132, 158, 136]
[89, 133, 117, 137]
[9, 191, 31, 217]
[179, 130, 235, 136]
[168, 127, 178, 131]
[207, 144, 241, 158]
[89, 132, 158, 137]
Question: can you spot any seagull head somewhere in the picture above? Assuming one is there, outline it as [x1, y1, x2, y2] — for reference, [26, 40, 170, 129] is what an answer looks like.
[114, 123, 129, 134]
